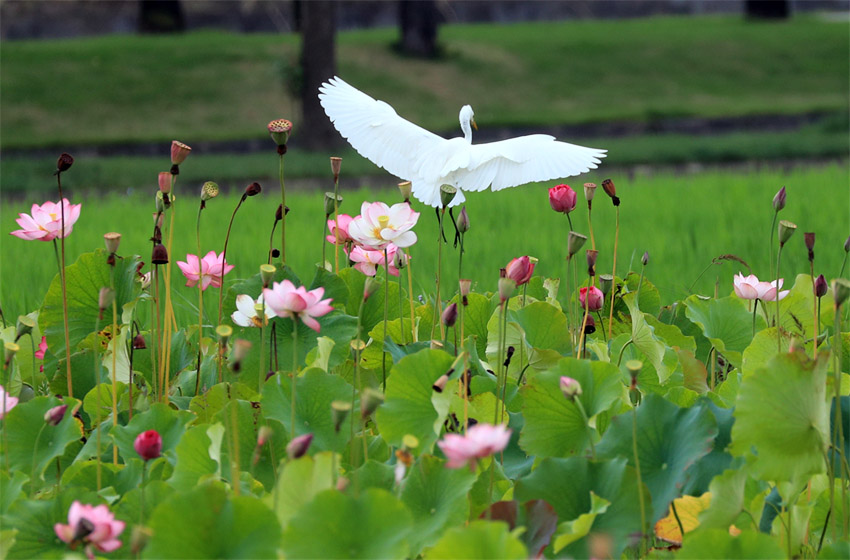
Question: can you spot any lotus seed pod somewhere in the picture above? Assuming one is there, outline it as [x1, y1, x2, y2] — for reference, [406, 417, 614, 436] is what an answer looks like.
[260, 264, 276, 288]
[778, 220, 797, 246]
[330, 156, 342, 180]
[832, 278, 850, 308]
[583, 182, 597, 203]
[268, 119, 293, 146]
[398, 181, 413, 203]
[331, 400, 352, 433]
[599, 274, 614, 296]
[440, 185, 457, 208]
[324, 192, 343, 216]
[567, 232, 587, 259]
[170, 141, 192, 165]
[104, 232, 121, 254]
[201, 181, 219, 202]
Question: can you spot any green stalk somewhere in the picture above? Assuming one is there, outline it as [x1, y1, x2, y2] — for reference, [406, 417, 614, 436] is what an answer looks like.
[398, 266, 406, 345]
[752, 299, 759, 338]
[30, 423, 47, 497]
[110, 284, 119, 465]
[431, 210, 445, 341]
[195, 204, 205, 396]
[493, 300, 507, 426]
[290, 317, 298, 441]
[382, 248, 389, 392]
[499, 297, 511, 427]
[279, 153, 286, 263]
[769, 212, 778, 278]
[258, 308, 266, 392]
[93, 313, 102, 491]
[632, 404, 647, 554]
[333, 174, 341, 273]
[776, 244, 784, 352]
[606, 207, 620, 338]
[56, 175, 73, 398]
[832, 302, 847, 539]
[574, 397, 595, 459]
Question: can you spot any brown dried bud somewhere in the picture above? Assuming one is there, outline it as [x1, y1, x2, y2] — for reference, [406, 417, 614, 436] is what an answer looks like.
[586, 250, 598, 276]
[814, 274, 827, 298]
[151, 243, 169, 264]
[275, 204, 290, 221]
[245, 182, 262, 197]
[432, 374, 449, 393]
[133, 334, 147, 350]
[804, 232, 815, 262]
[330, 157, 342, 180]
[56, 153, 74, 173]
[601, 178, 620, 206]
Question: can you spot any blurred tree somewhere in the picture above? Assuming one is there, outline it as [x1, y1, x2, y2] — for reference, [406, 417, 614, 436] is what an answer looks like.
[398, 0, 441, 58]
[138, 0, 185, 33]
[299, 0, 342, 150]
[745, 0, 790, 19]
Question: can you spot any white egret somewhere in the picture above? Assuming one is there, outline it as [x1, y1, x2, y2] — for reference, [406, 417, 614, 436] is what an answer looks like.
[318, 76, 607, 207]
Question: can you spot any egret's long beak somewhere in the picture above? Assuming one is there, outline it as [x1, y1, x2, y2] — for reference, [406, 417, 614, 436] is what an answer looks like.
[471, 118, 478, 131]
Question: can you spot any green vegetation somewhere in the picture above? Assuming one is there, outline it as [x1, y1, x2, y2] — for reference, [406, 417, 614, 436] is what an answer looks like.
[1, 16, 847, 149]
[3, 163, 847, 322]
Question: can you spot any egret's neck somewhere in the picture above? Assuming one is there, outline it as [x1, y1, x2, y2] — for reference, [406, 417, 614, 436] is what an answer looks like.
[461, 120, 473, 143]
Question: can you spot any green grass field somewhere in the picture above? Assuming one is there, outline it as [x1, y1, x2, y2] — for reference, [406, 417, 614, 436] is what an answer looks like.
[3, 163, 847, 323]
[1, 16, 847, 149]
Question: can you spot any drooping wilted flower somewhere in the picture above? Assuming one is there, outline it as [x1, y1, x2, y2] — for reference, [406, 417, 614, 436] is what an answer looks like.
[10, 199, 82, 241]
[326, 214, 353, 245]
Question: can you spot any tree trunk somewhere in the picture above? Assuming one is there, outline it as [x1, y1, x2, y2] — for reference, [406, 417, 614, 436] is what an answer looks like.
[399, 0, 440, 58]
[299, 0, 340, 150]
[744, 0, 790, 19]
[138, 0, 185, 33]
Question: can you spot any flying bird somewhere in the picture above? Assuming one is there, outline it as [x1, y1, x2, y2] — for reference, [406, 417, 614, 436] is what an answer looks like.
[318, 77, 607, 207]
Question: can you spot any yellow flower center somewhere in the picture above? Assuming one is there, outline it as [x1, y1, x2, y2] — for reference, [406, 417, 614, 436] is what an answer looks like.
[373, 215, 391, 239]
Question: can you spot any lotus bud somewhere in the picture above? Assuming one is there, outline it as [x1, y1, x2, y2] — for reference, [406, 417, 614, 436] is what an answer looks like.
[158, 172, 172, 194]
[599, 274, 614, 295]
[559, 376, 582, 400]
[230, 339, 252, 372]
[98, 287, 115, 315]
[260, 264, 276, 288]
[200, 181, 219, 203]
[459, 279, 472, 306]
[360, 387, 384, 417]
[772, 186, 786, 212]
[14, 315, 35, 342]
[398, 181, 412, 203]
[549, 184, 577, 214]
[4, 342, 19, 367]
[171, 141, 192, 165]
[363, 277, 381, 301]
[845, 235, 850, 253]
[641, 251, 650, 266]
[133, 333, 147, 349]
[134, 429, 162, 461]
[583, 182, 597, 204]
[275, 204, 290, 221]
[814, 274, 827, 298]
[498, 277, 517, 303]
[331, 400, 352, 433]
[330, 156, 342, 181]
[601, 178, 620, 206]
[457, 206, 470, 233]
[324, 192, 343, 216]
[441, 303, 458, 328]
[440, 185, 457, 208]
[393, 249, 408, 270]
[804, 232, 815, 262]
[151, 243, 169, 264]
[244, 182, 262, 198]
[432, 374, 449, 393]
[268, 119, 293, 147]
[778, 220, 796, 246]
[567, 232, 587, 259]
[56, 152, 74, 173]
[586, 249, 598, 276]
[257, 426, 273, 447]
[44, 404, 67, 426]
[286, 433, 313, 459]
[832, 278, 850, 308]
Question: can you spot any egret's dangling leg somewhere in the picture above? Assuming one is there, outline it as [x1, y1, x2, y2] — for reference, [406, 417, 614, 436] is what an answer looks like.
[448, 207, 461, 249]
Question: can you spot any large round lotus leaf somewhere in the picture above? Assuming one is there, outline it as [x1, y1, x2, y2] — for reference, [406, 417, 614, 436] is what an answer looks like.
[111, 402, 194, 465]
[400, 455, 477, 556]
[520, 358, 623, 458]
[39, 249, 141, 385]
[596, 393, 718, 521]
[281, 488, 412, 559]
[375, 349, 454, 452]
[684, 295, 763, 370]
[143, 482, 280, 559]
[730, 352, 829, 482]
[424, 520, 527, 560]
[678, 528, 783, 559]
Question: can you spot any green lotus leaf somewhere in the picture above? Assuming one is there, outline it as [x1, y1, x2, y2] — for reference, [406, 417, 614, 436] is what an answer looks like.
[424, 520, 527, 560]
[678, 528, 783, 559]
[271, 451, 337, 529]
[684, 295, 763, 370]
[111, 402, 194, 465]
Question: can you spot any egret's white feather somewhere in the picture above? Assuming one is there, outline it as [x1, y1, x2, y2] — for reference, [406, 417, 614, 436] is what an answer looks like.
[319, 76, 606, 207]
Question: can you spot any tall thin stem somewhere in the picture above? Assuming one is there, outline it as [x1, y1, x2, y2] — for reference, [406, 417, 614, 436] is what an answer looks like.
[832, 302, 847, 539]
[93, 315, 102, 491]
[160, 173, 178, 404]
[153, 265, 161, 400]
[769, 212, 778, 278]
[56, 174, 73, 397]
[218, 197, 244, 328]
[333, 174, 341, 273]
[607, 207, 620, 339]
[290, 317, 298, 441]
[811, 263, 818, 359]
[279, 153, 287, 263]
[110, 280, 119, 465]
[407, 259, 417, 342]
[195, 204, 205, 395]
[382, 248, 389, 392]
[574, 398, 595, 460]
[432, 211, 445, 341]
[775, 244, 784, 352]
[752, 299, 759, 338]
[632, 404, 647, 554]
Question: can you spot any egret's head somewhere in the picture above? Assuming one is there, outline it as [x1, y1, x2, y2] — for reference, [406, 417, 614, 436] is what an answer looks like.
[459, 105, 477, 130]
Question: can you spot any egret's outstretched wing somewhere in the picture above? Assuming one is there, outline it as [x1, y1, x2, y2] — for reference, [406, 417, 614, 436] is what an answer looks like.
[448, 135, 607, 193]
[319, 77, 444, 180]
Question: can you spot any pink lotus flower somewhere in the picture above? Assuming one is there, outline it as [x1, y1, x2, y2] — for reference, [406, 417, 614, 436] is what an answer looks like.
[54, 501, 125, 557]
[348, 201, 419, 250]
[263, 280, 334, 332]
[134, 430, 162, 461]
[579, 286, 604, 311]
[0, 385, 19, 419]
[549, 184, 577, 214]
[10, 199, 81, 241]
[348, 244, 399, 277]
[176, 251, 234, 290]
[505, 256, 536, 286]
[326, 214, 354, 245]
[437, 423, 512, 469]
[733, 273, 789, 302]
[35, 336, 47, 373]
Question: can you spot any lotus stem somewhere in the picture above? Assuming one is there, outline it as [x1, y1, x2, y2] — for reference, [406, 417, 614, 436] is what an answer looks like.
[291, 317, 298, 441]
[56, 173, 73, 398]
[279, 153, 287, 263]
[382, 248, 389, 393]
[432, 210, 446, 341]
[752, 299, 759, 339]
[30, 423, 47, 497]
[607, 207, 620, 339]
[196, 204, 205, 395]
[775, 244, 784, 353]
[632, 403, 647, 554]
[153, 265, 162, 400]
[333, 175, 341, 273]
[110, 283, 119, 465]
[574, 397, 595, 460]
[407, 259, 417, 342]
[161, 173, 178, 404]
[94, 314, 102, 491]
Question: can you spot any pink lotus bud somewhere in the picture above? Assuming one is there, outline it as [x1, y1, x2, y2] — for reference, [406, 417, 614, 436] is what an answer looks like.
[549, 184, 577, 214]
[579, 286, 604, 311]
[56, 153, 74, 173]
[505, 256, 535, 286]
[158, 173, 172, 196]
[772, 186, 786, 212]
[44, 404, 68, 426]
[845, 235, 850, 253]
[363, 277, 381, 301]
[170, 141, 192, 165]
[134, 430, 162, 461]
[286, 433, 313, 459]
[442, 303, 458, 327]
[559, 376, 582, 399]
[641, 251, 649, 266]
[814, 274, 827, 298]
[268, 119, 293, 146]
[457, 206, 470, 233]
[257, 426, 273, 447]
